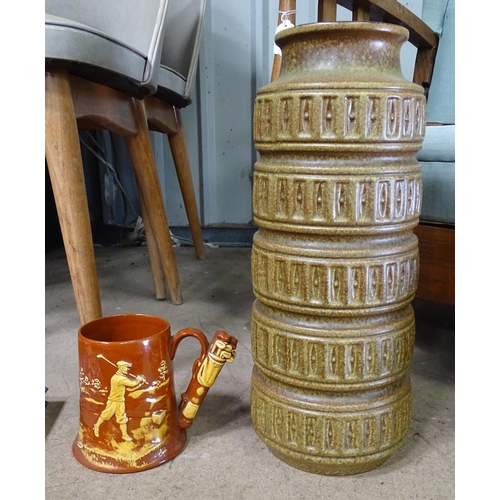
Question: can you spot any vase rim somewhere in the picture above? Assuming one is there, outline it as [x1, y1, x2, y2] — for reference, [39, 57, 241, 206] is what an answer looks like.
[275, 21, 409, 43]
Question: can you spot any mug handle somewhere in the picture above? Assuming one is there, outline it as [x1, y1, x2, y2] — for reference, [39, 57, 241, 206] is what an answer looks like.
[169, 327, 209, 361]
[170, 328, 237, 429]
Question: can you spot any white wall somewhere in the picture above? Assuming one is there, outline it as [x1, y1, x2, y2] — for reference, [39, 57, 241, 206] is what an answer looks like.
[152, 0, 424, 227]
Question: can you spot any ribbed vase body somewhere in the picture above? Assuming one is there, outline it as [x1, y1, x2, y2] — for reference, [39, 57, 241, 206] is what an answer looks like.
[250, 23, 424, 475]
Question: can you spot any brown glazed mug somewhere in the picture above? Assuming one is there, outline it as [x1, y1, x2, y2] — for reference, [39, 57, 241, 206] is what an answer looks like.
[72, 314, 237, 473]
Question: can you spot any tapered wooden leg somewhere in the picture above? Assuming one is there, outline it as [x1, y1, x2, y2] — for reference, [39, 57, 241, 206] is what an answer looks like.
[168, 108, 205, 260]
[137, 188, 169, 300]
[126, 98, 183, 304]
[45, 68, 102, 324]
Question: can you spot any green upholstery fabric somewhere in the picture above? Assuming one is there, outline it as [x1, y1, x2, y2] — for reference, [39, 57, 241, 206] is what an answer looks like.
[418, 0, 455, 225]
[425, 0, 455, 124]
[420, 162, 455, 224]
[421, 0, 449, 36]
[418, 125, 454, 162]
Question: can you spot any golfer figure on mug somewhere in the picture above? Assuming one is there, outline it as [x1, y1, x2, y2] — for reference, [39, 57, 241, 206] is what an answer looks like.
[93, 360, 146, 441]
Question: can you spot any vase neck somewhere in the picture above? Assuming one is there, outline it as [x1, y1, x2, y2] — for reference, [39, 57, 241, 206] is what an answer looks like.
[275, 23, 409, 86]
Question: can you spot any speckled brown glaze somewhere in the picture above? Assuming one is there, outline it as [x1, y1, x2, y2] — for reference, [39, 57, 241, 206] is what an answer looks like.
[250, 22, 424, 475]
[73, 314, 237, 473]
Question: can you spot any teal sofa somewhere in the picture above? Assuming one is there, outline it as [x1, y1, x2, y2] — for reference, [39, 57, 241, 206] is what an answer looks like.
[414, 0, 455, 304]
[419, 0, 455, 226]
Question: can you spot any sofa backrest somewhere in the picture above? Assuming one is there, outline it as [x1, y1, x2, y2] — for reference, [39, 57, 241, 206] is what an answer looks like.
[422, 0, 455, 125]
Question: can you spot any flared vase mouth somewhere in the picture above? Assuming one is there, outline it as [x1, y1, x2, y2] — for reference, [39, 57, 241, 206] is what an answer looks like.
[267, 19, 415, 90]
[275, 21, 409, 43]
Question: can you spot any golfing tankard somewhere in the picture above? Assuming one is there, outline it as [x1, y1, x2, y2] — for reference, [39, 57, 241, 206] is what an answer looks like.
[73, 314, 237, 473]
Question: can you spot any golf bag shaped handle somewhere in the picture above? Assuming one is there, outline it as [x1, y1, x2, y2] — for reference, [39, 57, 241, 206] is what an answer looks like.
[169, 328, 238, 429]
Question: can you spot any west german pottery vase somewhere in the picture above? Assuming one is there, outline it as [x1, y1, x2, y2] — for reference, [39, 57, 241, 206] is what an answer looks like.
[250, 22, 425, 475]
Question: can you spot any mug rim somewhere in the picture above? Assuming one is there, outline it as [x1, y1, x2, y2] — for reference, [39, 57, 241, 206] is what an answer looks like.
[78, 313, 171, 344]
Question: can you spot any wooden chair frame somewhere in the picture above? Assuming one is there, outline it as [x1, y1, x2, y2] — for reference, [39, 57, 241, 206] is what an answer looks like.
[45, 69, 184, 325]
[144, 98, 205, 263]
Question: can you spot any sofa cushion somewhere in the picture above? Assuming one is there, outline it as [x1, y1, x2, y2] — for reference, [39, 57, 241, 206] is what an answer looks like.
[420, 161, 455, 224]
[418, 125, 455, 162]
[421, 0, 449, 36]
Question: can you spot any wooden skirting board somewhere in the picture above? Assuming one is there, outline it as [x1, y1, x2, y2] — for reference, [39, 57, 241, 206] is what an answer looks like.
[414, 222, 455, 305]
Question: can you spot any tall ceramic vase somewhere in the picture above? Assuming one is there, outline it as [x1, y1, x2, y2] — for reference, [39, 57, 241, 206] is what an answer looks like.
[250, 22, 425, 475]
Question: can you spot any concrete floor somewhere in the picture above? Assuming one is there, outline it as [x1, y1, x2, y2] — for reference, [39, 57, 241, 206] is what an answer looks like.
[45, 244, 454, 499]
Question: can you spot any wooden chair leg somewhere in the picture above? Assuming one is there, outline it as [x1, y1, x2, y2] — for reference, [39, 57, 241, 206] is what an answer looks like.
[45, 68, 102, 325]
[137, 189, 169, 300]
[126, 98, 183, 305]
[168, 108, 206, 260]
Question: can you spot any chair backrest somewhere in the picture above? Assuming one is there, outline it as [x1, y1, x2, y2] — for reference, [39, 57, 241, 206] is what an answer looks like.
[155, 0, 207, 108]
[45, 0, 169, 95]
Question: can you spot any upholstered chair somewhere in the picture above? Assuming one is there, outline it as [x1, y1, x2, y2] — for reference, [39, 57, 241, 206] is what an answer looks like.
[143, 0, 207, 268]
[45, 0, 184, 326]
